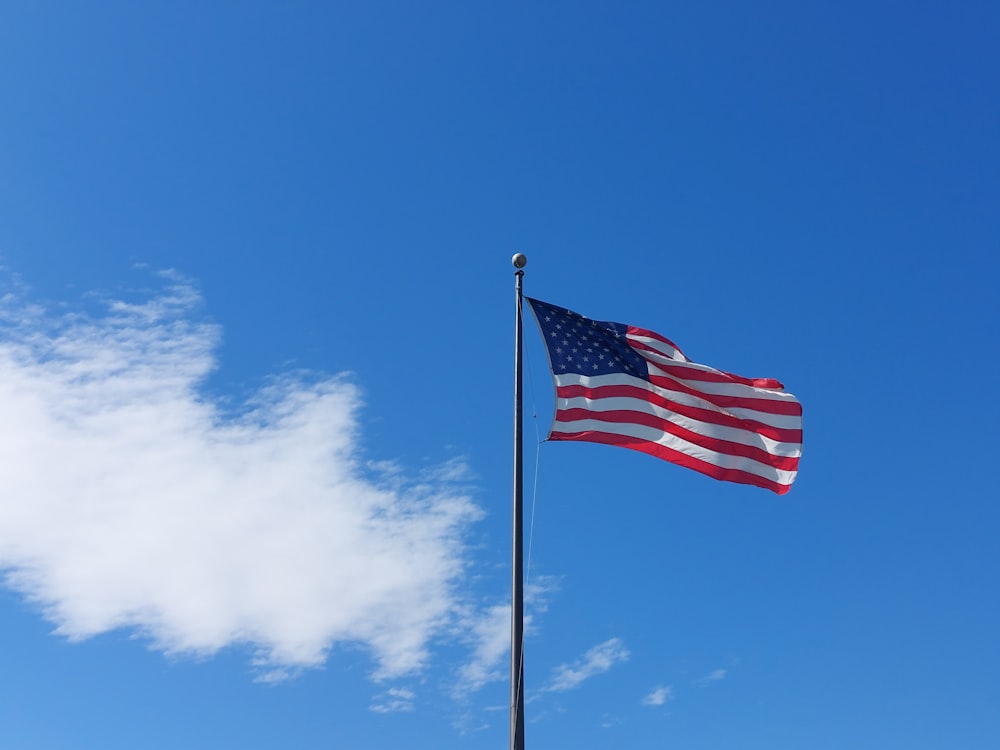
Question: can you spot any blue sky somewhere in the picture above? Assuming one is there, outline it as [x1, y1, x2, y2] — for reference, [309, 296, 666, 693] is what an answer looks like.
[1, 2, 997, 748]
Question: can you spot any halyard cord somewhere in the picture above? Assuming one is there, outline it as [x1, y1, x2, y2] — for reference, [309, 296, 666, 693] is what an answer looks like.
[515, 336, 544, 714]
[524, 336, 543, 592]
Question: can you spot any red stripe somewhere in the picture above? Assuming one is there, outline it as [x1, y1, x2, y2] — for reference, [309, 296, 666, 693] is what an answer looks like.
[629, 340, 786, 390]
[556, 383, 802, 443]
[549, 429, 792, 494]
[646, 373, 802, 417]
[626, 325, 686, 357]
[555, 407, 800, 471]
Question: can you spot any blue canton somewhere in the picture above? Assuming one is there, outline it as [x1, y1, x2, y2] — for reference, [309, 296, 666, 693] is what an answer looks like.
[526, 298, 649, 379]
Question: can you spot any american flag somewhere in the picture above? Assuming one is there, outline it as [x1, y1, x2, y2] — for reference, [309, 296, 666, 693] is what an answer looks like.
[525, 297, 802, 494]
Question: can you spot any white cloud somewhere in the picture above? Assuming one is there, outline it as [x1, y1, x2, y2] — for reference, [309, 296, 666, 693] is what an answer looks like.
[696, 668, 727, 686]
[454, 576, 559, 695]
[0, 274, 480, 680]
[370, 687, 415, 713]
[641, 685, 673, 706]
[545, 637, 629, 692]
[455, 602, 511, 693]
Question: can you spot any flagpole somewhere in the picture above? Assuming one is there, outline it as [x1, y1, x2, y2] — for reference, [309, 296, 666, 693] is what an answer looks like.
[511, 253, 527, 750]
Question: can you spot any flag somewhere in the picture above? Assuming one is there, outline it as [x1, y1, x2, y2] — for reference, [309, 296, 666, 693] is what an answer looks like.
[525, 297, 802, 494]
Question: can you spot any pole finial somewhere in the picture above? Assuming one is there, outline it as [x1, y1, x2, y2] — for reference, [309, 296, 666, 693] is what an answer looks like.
[512, 253, 527, 269]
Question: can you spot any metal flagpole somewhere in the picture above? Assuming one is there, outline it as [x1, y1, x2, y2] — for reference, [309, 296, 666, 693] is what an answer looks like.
[510, 253, 527, 750]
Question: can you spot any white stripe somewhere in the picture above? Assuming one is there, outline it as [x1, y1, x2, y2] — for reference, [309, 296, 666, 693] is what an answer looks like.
[723, 406, 800, 428]
[553, 373, 802, 431]
[551, 417, 798, 485]
[557, 395, 802, 458]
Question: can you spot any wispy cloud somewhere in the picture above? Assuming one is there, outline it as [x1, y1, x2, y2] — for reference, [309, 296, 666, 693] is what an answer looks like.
[454, 576, 559, 694]
[370, 687, 415, 713]
[696, 668, 728, 686]
[455, 602, 511, 693]
[641, 685, 673, 706]
[0, 273, 480, 680]
[544, 637, 629, 692]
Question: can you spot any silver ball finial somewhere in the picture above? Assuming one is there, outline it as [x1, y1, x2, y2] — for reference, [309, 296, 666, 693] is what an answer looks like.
[512, 253, 527, 269]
